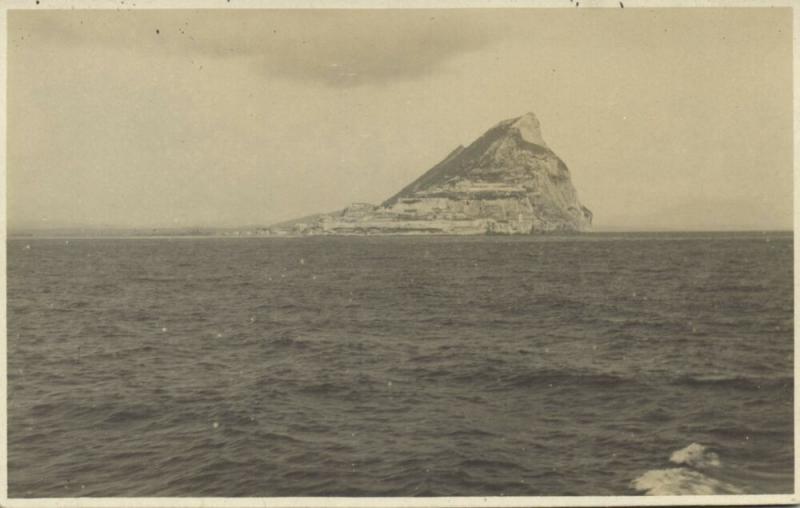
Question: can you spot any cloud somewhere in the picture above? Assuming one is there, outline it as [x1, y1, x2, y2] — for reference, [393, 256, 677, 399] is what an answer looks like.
[10, 9, 499, 87]
[252, 11, 497, 87]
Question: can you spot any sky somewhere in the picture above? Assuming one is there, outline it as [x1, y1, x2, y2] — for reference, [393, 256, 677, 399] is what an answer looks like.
[7, 7, 793, 231]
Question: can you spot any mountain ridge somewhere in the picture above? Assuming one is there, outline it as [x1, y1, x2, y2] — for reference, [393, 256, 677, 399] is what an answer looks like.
[270, 113, 592, 235]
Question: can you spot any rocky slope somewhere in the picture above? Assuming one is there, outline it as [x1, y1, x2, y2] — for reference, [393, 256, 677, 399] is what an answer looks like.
[270, 113, 592, 235]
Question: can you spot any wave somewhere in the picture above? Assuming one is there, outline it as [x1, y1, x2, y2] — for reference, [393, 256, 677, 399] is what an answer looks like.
[669, 443, 720, 468]
[631, 443, 744, 495]
[632, 467, 743, 495]
[458, 458, 530, 473]
[102, 406, 158, 425]
[128, 276, 182, 283]
[480, 370, 633, 390]
[673, 374, 792, 391]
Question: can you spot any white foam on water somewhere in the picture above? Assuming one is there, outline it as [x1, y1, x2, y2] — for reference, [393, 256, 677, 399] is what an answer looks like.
[631, 443, 743, 495]
[631, 467, 743, 495]
[669, 442, 721, 468]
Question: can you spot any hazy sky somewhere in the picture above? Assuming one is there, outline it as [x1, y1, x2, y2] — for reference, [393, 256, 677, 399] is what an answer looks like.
[7, 7, 793, 230]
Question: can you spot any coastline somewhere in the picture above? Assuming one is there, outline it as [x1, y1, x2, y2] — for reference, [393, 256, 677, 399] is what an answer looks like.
[6, 230, 793, 241]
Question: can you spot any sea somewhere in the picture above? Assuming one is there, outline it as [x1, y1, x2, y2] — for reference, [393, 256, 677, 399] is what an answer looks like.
[6, 232, 794, 497]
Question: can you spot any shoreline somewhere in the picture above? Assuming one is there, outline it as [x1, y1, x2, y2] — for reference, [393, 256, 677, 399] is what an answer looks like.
[6, 230, 793, 241]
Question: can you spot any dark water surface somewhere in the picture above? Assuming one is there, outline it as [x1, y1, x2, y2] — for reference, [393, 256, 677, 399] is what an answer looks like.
[7, 233, 794, 497]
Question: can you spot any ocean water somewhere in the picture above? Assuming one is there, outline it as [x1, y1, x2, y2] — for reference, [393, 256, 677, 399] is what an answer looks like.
[7, 233, 794, 497]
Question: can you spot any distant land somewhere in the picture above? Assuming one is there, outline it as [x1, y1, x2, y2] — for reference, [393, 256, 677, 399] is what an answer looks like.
[6, 225, 792, 239]
[266, 113, 591, 236]
[6, 113, 792, 239]
[6, 226, 252, 238]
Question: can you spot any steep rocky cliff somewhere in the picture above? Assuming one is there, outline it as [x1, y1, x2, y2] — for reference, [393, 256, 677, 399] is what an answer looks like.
[270, 113, 592, 235]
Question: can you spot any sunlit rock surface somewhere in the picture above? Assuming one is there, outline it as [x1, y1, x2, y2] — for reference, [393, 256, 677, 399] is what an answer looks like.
[271, 113, 592, 235]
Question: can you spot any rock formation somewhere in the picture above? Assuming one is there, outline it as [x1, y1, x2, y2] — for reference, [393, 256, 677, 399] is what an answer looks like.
[270, 113, 592, 235]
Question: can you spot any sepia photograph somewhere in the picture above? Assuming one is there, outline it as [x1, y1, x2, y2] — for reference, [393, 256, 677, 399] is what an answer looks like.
[2, 1, 796, 505]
